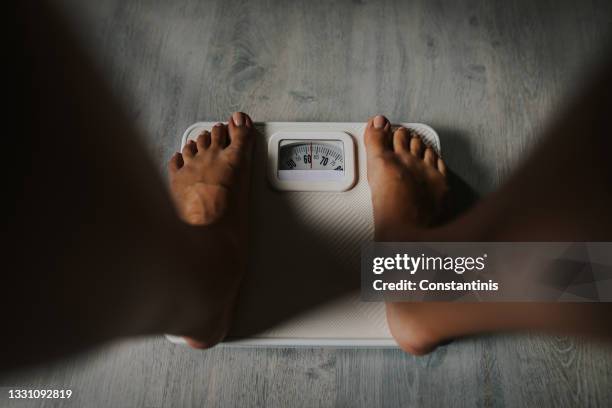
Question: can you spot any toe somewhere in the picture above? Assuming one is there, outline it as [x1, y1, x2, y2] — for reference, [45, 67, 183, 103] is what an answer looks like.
[196, 131, 211, 150]
[227, 112, 253, 150]
[182, 139, 197, 160]
[211, 123, 228, 148]
[364, 115, 392, 156]
[437, 158, 447, 176]
[424, 147, 437, 167]
[393, 127, 411, 154]
[409, 133, 424, 158]
[168, 152, 184, 172]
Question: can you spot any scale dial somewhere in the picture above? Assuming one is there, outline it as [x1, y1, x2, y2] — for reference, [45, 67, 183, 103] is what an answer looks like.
[268, 131, 356, 191]
[278, 140, 345, 174]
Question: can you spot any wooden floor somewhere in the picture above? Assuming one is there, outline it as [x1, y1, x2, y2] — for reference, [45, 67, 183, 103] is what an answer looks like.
[5, 0, 612, 406]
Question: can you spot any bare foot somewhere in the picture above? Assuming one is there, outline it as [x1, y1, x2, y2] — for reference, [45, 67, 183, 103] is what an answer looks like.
[168, 112, 254, 348]
[365, 115, 448, 241]
[364, 114, 450, 354]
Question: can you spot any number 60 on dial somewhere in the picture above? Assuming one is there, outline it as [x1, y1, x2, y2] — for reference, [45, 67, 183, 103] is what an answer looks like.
[267, 131, 357, 192]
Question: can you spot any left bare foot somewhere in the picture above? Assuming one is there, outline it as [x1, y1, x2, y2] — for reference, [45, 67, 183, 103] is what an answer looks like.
[168, 112, 254, 348]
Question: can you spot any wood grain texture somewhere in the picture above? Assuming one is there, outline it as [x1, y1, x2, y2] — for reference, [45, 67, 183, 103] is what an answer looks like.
[4, 0, 612, 407]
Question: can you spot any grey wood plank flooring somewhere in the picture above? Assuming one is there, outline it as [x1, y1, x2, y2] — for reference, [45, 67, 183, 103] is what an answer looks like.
[4, 1, 612, 407]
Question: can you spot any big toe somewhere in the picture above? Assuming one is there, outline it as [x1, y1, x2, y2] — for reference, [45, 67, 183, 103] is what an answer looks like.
[227, 111, 254, 152]
[364, 115, 392, 156]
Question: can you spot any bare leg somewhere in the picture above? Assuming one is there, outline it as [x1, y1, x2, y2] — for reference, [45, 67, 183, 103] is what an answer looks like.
[365, 58, 612, 354]
[5, 2, 252, 369]
[9, 0, 611, 369]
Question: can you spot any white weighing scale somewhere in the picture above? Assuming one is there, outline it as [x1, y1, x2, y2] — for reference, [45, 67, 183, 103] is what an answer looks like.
[167, 122, 441, 347]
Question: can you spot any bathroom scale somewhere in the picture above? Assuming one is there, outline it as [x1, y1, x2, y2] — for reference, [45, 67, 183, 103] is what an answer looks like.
[166, 121, 441, 348]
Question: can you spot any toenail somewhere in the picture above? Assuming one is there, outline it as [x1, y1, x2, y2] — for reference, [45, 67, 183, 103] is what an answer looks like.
[232, 112, 244, 127]
[373, 115, 386, 129]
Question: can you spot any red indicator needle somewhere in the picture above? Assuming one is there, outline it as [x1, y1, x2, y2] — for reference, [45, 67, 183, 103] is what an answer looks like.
[310, 142, 313, 169]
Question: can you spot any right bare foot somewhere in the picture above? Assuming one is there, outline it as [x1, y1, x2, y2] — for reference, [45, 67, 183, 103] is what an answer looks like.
[168, 112, 254, 348]
[364, 114, 450, 355]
